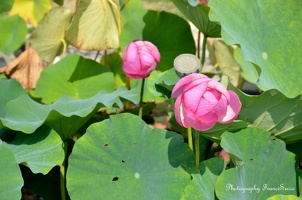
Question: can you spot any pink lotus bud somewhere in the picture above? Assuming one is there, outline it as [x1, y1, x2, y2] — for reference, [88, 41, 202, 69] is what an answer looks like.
[122, 40, 160, 79]
[219, 149, 231, 164]
[171, 73, 241, 131]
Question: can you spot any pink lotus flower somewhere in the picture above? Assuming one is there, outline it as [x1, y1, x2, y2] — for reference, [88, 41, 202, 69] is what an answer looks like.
[122, 40, 160, 79]
[172, 73, 241, 131]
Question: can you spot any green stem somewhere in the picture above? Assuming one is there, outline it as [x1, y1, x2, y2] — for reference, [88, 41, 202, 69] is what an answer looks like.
[60, 141, 68, 200]
[197, 31, 201, 59]
[194, 130, 200, 169]
[200, 35, 207, 72]
[187, 126, 193, 151]
[138, 78, 145, 118]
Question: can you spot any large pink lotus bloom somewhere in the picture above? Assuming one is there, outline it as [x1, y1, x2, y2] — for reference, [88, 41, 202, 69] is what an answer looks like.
[122, 40, 160, 79]
[172, 73, 241, 131]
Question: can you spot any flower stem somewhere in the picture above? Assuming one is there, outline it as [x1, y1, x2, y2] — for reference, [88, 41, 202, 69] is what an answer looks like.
[138, 78, 145, 118]
[187, 126, 193, 151]
[194, 130, 200, 169]
[200, 35, 207, 72]
[60, 141, 68, 200]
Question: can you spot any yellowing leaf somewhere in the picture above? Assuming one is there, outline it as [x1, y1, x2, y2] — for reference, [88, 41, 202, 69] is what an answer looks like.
[9, 0, 52, 27]
[29, 7, 73, 64]
[65, 0, 121, 50]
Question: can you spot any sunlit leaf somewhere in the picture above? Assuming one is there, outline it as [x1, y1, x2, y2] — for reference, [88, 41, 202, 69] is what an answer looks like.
[143, 10, 196, 71]
[213, 40, 241, 87]
[9, 0, 52, 26]
[209, 0, 302, 98]
[67, 113, 195, 199]
[171, 0, 221, 37]
[0, 78, 139, 136]
[4, 126, 64, 174]
[29, 7, 73, 64]
[33, 54, 115, 103]
[0, 15, 27, 56]
[0, 140, 23, 200]
[65, 0, 121, 50]
[216, 127, 296, 199]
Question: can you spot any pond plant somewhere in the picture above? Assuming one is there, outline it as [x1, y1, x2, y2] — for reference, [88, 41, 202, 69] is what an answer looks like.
[0, 0, 301, 199]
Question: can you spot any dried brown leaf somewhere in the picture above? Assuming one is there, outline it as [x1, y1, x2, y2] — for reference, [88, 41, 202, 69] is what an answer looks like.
[0, 46, 46, 89]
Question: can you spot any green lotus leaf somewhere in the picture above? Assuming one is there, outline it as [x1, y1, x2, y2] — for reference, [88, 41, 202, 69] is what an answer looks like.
[33, 54, 115, 104]
[143, 10, 196, 71]
[233, 87, 302, 143]
[181, 157, 225, 199]
[267, 195, 302, 200]
[0, 15, 27, 56]
[0, 79, 27, 117]
[215, 127, 296, 199]
[209, 0, 302, 98]
[234, 47, 259, 84]
[4, 126, 64, 174]
[1, 83, 139, 136]
[0, 140, 23, 200]
[171, 0, 221, 37]
[119, 0, 147, 50]
[67, 113, 195, 199]
[65, 0, 121, 50]
[29, 7, 73, 64]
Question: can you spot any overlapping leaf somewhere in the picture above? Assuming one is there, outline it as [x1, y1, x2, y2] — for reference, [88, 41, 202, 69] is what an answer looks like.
[0, 79, 139, 137]
[171, 0, 221, 37]
[209, 0, 302, 98]
[0, 15, 27, 55]
[33, 54, 115, 103]
[9, 0, 52, 26]
[234, 87, 302, 143]
[143, 10, 196, 71]
[65, 0, 121, 50]
[181, 158, 225, 199]
[4, 126, 64, 174]
[67, 113, 195, 199]
[119, 0, 147, 50]
[0, 140, 23, 200]
[29, 7, 73, 63]
[216, 128, 296, 199]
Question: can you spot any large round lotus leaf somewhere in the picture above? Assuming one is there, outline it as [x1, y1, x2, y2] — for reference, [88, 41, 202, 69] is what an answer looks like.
[4, 126, 64, 174]
[29, 7, 73, 63]
[65, 0, 121, 50]
[0, 15, 27, 56]
[9, 0, 52, 27]
[215, 127, 296, 199]
[209, 0, 302, 98]
[33, 54, 115, 103]
[143, 10, 196, 71]
[67, 113, 195, 199]
[0, 140, 23, 200]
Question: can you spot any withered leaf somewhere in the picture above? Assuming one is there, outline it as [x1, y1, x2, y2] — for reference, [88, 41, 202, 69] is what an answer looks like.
[0, 46, 47, 90]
